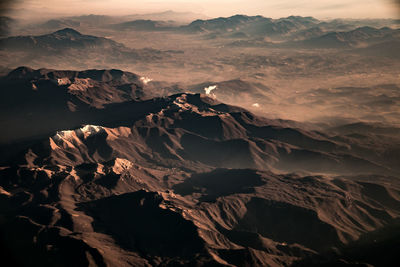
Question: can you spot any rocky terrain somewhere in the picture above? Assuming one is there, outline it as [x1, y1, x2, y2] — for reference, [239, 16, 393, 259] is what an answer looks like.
[1, 67, 400, 266]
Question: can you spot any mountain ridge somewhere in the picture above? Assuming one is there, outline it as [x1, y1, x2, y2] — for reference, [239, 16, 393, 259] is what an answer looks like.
[1, 67, 400, 266]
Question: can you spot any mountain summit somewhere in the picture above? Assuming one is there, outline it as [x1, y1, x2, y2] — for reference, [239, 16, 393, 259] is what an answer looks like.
[51, 27, 83, 37]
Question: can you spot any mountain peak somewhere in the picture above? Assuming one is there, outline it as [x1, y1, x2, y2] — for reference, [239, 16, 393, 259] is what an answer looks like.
[5, 66, 36, 79]
[52, 28, 82, 37]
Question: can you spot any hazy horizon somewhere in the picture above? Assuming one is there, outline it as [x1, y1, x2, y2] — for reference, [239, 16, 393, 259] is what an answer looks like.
[1, 0, 399, 20]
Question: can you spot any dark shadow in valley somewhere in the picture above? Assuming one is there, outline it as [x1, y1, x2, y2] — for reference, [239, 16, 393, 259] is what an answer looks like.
[173, 168, 266, 202]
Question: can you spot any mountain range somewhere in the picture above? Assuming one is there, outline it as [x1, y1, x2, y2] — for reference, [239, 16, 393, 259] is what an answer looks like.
[121, 10, 209, 23]
[1, 67, 400, 266]
[108, 14, 400, 46]
[1, 14, 398, 74]
[0, 66, 182, 144]
[91, 14, 400, 52]
[1, 9, 400, 266]
[295, 26, 400, 48]
[0, 28, 177, 68]
[0, 28, 125, 51]
[16, 11, 208, 33]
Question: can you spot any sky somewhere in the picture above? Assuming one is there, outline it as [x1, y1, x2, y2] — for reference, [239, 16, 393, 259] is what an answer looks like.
[2, 0, 399, 20]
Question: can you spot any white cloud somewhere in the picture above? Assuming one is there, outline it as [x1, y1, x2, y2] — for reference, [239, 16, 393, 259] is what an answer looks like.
[204, 85, 217, 95]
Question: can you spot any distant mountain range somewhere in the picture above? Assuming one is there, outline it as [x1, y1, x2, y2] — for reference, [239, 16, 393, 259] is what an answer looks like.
[103, 14, 400, 51]
[110, 15, 324, 38]
[0, 28, 124, 51]
[121, 10, 209, 23]
[0, 28, 179, 68]
[111, 14, 399, 38]
[180, 15, 319, 36]
[4, 14, 399, 51]
[225, 24, 400, 52]
[295, 26, 400, 48]
[32, 11, 208, 31]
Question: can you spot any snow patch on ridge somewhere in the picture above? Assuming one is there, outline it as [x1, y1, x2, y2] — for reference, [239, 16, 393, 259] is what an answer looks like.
[52, 125, 104, 147]
[81, 125, 103, 135]
[140, 76, 153, 85]
[56, 124, 102, 138]
[56, 77, 71, 86]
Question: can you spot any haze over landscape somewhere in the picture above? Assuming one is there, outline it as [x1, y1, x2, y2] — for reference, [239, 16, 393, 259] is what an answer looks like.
[2, 0, 400, 19]
[0, 1, 400, 266]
